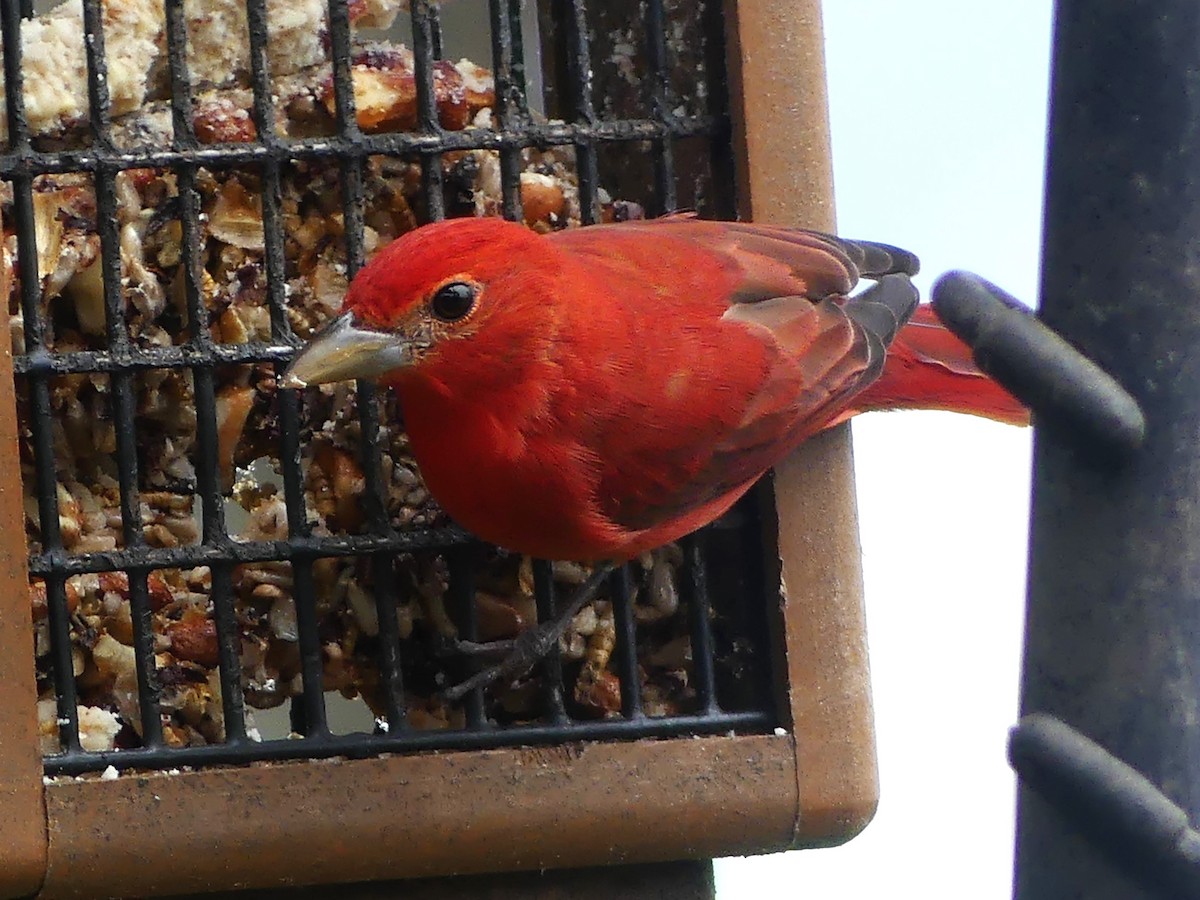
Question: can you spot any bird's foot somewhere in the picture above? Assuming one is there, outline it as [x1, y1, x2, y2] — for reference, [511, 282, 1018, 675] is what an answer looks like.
[436, 636, 516, 660]
[441, 561, 616, 703]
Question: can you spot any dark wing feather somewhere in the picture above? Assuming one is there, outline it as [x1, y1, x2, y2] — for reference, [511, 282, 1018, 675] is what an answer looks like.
[555, 215, 919, 302]
[598, 275, 920, 534]
[671, 217, 921, 282]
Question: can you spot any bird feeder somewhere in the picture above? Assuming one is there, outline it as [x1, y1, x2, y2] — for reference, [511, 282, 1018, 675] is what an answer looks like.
[0, 0, 877, 896]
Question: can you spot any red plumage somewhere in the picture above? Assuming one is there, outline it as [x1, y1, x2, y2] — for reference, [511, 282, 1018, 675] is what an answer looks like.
[286, 216, 1026, 562]
[848, 304, 1029, 426]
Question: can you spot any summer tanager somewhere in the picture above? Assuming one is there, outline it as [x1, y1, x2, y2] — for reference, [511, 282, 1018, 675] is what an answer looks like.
[284, 216, 1025, 564]
[284, 215, 1027, 695]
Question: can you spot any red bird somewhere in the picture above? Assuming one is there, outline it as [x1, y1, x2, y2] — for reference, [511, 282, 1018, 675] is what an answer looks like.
[285, 215, 1024, 562]
[284, 215, 1026, 694]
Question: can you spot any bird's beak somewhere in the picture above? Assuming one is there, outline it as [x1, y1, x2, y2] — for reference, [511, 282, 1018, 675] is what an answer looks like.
[280, 312, 413, 389]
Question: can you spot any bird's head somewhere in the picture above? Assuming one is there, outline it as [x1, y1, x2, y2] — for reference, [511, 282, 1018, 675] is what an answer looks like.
[282, 217, 553, 390]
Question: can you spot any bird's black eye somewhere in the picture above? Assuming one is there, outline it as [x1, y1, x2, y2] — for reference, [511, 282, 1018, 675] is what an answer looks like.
[430, 281, 477, 322]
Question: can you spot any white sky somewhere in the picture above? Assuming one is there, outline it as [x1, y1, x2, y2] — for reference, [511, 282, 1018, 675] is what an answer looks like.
[715, 2, 1052, 895]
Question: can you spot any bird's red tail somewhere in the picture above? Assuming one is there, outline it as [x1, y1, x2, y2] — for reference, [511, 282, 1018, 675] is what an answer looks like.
[846, 304, 1030, 426]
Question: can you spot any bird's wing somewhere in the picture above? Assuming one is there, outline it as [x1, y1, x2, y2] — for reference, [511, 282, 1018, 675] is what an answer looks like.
[555, 215, 919, 298]
[594, 273, 920, 534]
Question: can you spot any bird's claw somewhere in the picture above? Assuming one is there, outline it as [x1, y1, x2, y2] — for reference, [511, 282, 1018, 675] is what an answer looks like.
[439, 560, 618, 704]
[440, 620, 572, 702]
[433, 634, 516, 660]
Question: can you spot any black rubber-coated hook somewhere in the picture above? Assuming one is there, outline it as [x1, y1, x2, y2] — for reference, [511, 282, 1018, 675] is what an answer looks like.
[932, 271, 1146, 461]
[1010, 713, 1200, 898]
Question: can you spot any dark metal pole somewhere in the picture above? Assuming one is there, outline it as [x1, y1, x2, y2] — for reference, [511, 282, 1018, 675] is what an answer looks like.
[1015, 2, 1200, 898]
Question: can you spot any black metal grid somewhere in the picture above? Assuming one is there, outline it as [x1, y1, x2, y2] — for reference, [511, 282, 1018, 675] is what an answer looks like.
[4, 0, 778, 777]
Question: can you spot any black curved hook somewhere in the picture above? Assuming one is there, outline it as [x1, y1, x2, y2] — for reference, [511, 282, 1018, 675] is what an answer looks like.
[932, 271, 1146, 462]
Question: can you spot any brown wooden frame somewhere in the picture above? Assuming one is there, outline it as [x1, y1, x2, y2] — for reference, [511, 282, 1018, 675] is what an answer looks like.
[0, 2, 877, 896]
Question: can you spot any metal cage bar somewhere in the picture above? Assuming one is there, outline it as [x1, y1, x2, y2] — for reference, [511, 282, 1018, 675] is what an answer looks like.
[561, 0, 600, 225]
[532, 559, 569, 723]
[27, 526, 472, 578]
[682, 534, 720, 716]
[0, 118, 720, 176]
[412, 0, 447, 221]
[163, 0, 249, 746]
[608, 565, 643, 719]
[448, 546, 488, 729]
[79, 0, 168, 751]
[488, 0, 527, 223]
[42, 707, 771, 776]
[643, 0, 677, 215]
[10, 0, 775, 785]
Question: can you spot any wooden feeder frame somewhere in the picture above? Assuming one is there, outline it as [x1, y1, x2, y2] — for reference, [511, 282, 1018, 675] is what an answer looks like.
[0, 1, 876, 896]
